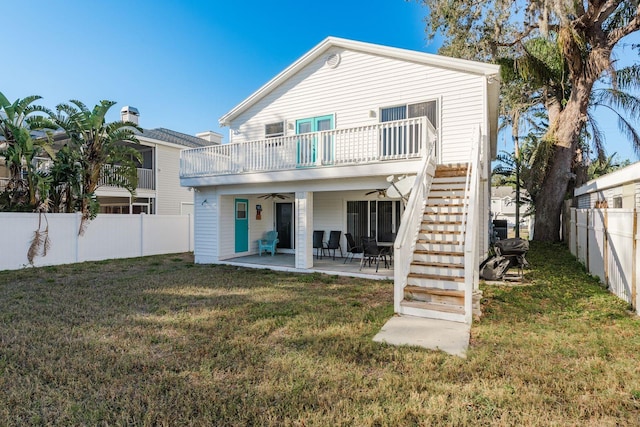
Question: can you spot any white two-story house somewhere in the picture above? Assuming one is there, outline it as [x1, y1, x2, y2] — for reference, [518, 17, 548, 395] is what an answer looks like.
[180, 37, 500, 324]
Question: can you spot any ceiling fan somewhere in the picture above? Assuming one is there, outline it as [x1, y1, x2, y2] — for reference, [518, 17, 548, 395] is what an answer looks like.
[258, 193, 289, 200]
[365, 189, 386, 197]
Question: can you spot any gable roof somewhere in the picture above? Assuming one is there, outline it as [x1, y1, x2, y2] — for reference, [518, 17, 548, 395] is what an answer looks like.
[138, 128, 211, 148]
[219, 36, 501, 126]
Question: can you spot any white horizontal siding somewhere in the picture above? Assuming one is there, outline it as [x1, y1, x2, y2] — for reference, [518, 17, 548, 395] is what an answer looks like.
[218, 196, 236, 259]
[194, 189, 218, 263]
[249, 196, 275, 253]
[156, 145, 193, 215]
[577, 194, 592, 209]
[229, 47, 485, 163]
[313, 192, 346, 250]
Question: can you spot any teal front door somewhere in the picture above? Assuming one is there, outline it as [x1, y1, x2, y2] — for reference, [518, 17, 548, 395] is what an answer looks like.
[235, 199, 249, 252]
[296, 115, 334, 166]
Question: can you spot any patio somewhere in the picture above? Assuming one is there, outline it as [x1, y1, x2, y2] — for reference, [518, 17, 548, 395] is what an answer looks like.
[224, 252, 393, 280]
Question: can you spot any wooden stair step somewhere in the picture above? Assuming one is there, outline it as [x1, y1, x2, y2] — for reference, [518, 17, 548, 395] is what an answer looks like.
[421, 220, 463, 225]
[411, 261, 464, 269]
[408, 273, 465, 283]
[431, 181, 467, 186]
[434, 171, 468, 178]
[414, 250, 464, 256]
[417, 239, 463, 244]
[400, 300, 465, 315]
[420, 229, 461, 234]
[405, 285, 464, 298]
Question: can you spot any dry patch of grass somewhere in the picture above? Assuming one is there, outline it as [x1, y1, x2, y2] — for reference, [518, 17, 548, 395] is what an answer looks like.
[0, 246, 639, 426]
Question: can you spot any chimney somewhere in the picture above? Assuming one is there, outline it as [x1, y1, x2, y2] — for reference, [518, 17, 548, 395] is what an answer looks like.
[196, 131, 223, 145]
[120, 106, 140, 125]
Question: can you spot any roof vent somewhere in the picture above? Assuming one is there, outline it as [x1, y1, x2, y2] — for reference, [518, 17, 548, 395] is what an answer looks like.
[326, 53, 341, 69]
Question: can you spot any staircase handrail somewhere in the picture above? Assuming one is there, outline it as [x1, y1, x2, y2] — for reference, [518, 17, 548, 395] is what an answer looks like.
[393, 119, 437, 313]
[462, 125, 482, 323]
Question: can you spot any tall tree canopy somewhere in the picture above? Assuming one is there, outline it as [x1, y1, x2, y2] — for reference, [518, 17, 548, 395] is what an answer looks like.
[421, 0, 640, 241]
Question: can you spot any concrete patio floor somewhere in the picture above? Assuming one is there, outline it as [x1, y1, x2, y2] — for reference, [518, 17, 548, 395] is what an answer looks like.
[224, 252, 394, 280]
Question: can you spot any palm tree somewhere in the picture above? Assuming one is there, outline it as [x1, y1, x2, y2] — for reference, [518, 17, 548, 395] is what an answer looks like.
[0, 91, 56, 210]
[54, 100, 142, 233]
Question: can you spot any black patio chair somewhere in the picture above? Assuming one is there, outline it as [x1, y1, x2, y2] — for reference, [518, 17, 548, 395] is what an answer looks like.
[359, 237, 388, 272]
[313, 230, 326, 259]
[325, 230, 343, 260]
[343, 232, 363, 264]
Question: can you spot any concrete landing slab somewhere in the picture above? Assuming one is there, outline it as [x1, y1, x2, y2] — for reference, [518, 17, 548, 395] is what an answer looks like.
[373, 315, 470, 358]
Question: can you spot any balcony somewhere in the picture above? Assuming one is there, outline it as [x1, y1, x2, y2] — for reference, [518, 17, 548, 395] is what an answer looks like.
[99, 166, 155, 190]
[180, 117, 435, 178]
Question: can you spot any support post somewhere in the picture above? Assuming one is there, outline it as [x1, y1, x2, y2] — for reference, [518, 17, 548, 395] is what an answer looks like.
[295, 191, 313, 269]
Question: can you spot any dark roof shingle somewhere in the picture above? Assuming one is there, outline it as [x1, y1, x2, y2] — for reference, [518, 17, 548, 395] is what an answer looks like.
[139, 128, 211, 148]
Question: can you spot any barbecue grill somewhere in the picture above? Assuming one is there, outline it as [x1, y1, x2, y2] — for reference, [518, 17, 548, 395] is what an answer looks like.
[494, 238, 529, 278]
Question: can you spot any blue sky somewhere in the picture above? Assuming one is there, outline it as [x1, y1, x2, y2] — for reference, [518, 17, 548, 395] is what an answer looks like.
[2, 1, 638, 161]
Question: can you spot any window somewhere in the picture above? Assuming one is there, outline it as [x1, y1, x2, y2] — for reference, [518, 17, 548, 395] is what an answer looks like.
[346, 200, 403, 246]
[265, 122, 284, 138]
[408, 101, 438, 128]
[380, 101, 437, 157]
[613, 196, 623, 208]
[381, 101, 438, 128]
[236, 202, 247, 219]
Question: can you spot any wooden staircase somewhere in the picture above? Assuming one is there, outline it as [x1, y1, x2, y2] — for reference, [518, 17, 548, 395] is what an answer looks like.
[399, 164, 481, 322]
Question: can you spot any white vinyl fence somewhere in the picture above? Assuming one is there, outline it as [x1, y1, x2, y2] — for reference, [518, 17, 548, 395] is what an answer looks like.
[568, 208, 639, 316]
[1, 213, 194, 271]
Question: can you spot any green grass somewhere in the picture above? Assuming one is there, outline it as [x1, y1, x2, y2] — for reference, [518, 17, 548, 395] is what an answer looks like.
[0, 243, 639, 426]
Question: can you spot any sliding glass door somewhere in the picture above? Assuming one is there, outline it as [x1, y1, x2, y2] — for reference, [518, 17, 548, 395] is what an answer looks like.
[346, 200, 402, 246]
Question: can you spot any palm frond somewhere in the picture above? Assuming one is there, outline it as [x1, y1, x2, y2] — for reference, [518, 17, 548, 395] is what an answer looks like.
[613, 64, 640, 91]
[585, 111, 606, 162]
[593, 88, 640, 117]
[614, 114, 640, 156]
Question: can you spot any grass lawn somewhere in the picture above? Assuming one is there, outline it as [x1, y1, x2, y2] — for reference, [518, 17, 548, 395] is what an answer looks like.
[1, 243, 639, 426]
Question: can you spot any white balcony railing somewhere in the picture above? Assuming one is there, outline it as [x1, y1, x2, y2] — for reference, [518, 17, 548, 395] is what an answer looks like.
[99, 166, 155, 190]
[180, 117, 434, 178]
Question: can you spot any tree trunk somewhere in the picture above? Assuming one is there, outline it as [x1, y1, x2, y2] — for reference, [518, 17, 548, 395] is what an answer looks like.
[534, 82, 593, 241]
[532, 144, 573, 241]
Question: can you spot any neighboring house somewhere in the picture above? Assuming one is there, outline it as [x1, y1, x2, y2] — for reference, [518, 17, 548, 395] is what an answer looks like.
[97, 107, 219, 215]
[574, 161, 640, 209]
[0, 107, 218, 215]
[491, 186, 531, 230]
[180, 37, 500, 324]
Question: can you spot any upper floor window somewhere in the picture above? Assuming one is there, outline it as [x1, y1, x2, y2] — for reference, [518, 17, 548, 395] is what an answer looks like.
[265, 122, 284, 138]
[381, 101, 438, 129]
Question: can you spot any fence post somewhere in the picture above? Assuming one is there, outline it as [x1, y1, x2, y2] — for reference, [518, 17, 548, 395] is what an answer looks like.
[75, 212, 81, 263]
[140, 214, 145, 257]
[633, 209, 637, 312]
[603, 209, 609, 288]
[586, 210, 590, 272]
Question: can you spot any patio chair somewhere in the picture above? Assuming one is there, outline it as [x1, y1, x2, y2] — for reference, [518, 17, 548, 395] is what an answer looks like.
[325, 230, 343, 260]
[258, 231, 279, 256]
[313, 230, 326, 259]
[359, 237, 388, 272]
[343, 232, 363, 264]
